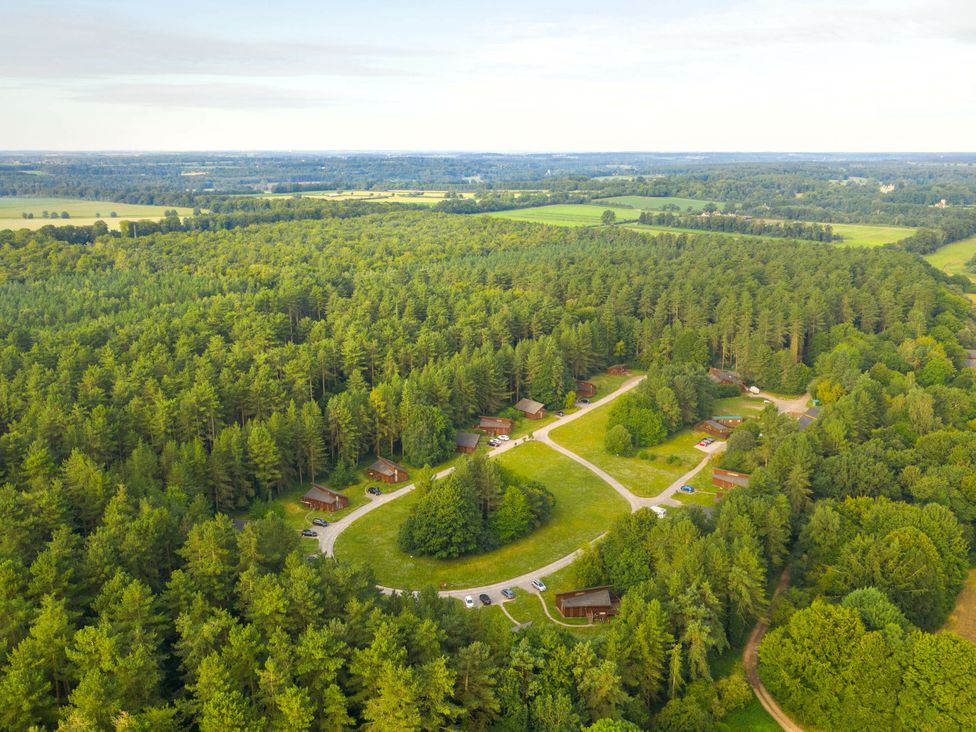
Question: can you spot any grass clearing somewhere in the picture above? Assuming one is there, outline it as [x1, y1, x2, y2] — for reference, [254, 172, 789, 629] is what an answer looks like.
[261, 189, 477, 205]
[925, 234, 976, 279]
[0, 196, 192, 231]
[239, 482, 371, 532]
[831, 222, 916, 247]
[486, 204, 642, 227]
[943, 567, 976, 645]
[593, 195, 723, 212]
[334, 441, 629, 590]
[550, 400, 706, 498]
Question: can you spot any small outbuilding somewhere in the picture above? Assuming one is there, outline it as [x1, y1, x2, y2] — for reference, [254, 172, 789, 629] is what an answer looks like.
[300, 484, 350, 512]
[796, 406, 821, 431]
[555, 586, 619, 621]
[479, 416, 514, 435]
[713, 415, 744, 427]
[367, 457, 408, 484]
[713, 468, 751, 490]
[455, 431, 480, 454]
[575, 380, 597, 398]
[514, 398, 546, 420]
[607, 364, 629, 376]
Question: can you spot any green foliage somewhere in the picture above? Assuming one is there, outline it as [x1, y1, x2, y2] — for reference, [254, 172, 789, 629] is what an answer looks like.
[604, 424, 633, 456]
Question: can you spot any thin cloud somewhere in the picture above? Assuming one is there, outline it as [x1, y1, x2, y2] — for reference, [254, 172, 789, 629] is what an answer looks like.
[71, 82, 338, 109]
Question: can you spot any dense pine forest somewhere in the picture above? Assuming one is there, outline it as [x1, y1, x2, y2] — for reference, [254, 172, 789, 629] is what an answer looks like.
[1, 201, 976, 730]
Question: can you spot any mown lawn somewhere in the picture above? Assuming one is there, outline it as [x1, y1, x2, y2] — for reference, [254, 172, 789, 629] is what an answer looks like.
[719, 697, 780, 731]
[549, 400, 706, 497]
[713, 395, 766, 416]
[333, 442, 629, 590]
[238, 481, 371, 532]
[925, 234, 976, 279]
[486, 204, 642, 227]
[943, 567, 976, 645]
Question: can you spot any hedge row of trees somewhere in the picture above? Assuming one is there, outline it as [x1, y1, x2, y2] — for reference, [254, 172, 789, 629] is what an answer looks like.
[636, 211, 841, 242]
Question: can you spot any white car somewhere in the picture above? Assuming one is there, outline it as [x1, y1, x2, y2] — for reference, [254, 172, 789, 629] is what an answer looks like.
[464, 595, 475, 609]
[531, 579, 547, 592]
[497, 434, 510, 442]
[651, 506, 667, 518]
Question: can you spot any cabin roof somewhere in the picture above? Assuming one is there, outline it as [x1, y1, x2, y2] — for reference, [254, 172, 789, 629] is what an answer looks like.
[514, 398, 545, 414]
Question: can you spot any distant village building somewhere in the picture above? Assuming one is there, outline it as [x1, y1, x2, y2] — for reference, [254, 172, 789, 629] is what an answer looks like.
[300, 484, 350, 512]
[455, 431, 480, 454]
[367, 457, 408, 484]
[879, 183, 895, 194]
[708, 367, 744, 389]
[607, 364, 629, 376]
[555, 586, 619, 621]
[478, 416, 514, 435]
[514, 398, 546, 420]
[713, 468, 751, 490]
[575, 380, 597, 398]
[933, 199, 948, 209]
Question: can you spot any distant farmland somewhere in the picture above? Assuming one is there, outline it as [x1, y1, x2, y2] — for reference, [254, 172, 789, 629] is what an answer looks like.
[830, 223, 916, 247]
[0, 197, 192, 231]
[486, 204, 642, 227]
[262, 189, 477, 205]
[593, 195, 722, 212]
[924, 234, 976, 278]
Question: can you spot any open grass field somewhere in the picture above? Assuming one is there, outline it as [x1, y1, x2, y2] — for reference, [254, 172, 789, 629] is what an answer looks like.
[0, 196, 192, 231]
[830, 222, 916, 247]
[594, 195, 723, 212]
[486, 204, 642, 227]
[713, 395, 767, 416]
[550, 401, 706, 498]
[333, 441, 629, 590]
[262, 189, 477, 205]
[943, 568, 976, 645]
[925, 234, 976, 279]
[238, 482, 371, 532]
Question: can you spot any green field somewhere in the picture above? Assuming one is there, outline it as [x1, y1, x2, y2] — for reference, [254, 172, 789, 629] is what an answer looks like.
[333, 442, 629, 589]
[486, 204, 642, 227]
[0, 196, 193, 231]
[925, 235, 976, 279]
[261, 189, 478, 205]
[550, 400, 706, 498]
[594, 195, 722, 212]
[238, 482, 370, 533]
[831, 222, 916, 247]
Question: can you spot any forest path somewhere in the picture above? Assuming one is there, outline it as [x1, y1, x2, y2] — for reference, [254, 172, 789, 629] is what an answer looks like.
[743, 566, 804, 732]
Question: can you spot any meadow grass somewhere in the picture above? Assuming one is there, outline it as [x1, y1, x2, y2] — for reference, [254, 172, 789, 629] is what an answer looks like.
[593, 195, 723, 212]
[333, 441, 628, 590]
[486, 204, 642, 227]
[925, 234, 976, 279]
[549, 401, 706, 497]
[943, 567, 976, 645]
[831, 222, 916, 247]
[0, 196, 193, 231]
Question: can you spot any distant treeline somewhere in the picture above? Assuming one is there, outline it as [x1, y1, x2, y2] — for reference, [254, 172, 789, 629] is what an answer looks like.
[637, 211, 840, 242]
[432, 191, 588, 214]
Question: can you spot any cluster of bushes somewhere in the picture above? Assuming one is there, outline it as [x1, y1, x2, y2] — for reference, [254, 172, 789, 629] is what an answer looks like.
[637, 210, 840, 242]
[398, 456, 555, 558]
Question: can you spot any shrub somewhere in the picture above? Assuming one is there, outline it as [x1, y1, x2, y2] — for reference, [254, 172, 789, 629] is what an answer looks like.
[605, 424, 634, 456]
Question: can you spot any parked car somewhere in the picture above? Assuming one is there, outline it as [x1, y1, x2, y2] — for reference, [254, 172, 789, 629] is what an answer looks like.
[497, 434, 510, 441]
[301, 529, 318, 537]
[531, 579, 547, 592]
[501, 588, 516, 600]
[479, 594, 492, 606]
[651, 506, 667, 518]
[487, 439, 500, 447]
[702, 437, 714, 445]
[556, 411, 565, 417]
[680, 484, 695, 493]
[367, 486, 382, 496]
[312, 518, 329, 527]
[696, 440, 707, 447]
[578, 398, 590, 404]
[464, 595, 475, 609]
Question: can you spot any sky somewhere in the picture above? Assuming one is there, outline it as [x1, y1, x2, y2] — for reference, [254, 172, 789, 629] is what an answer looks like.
[1, 0, 974, 151]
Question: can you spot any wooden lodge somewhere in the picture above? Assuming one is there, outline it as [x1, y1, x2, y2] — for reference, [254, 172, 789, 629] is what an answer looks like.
[698, 419, 732, 438]
[367, 457, 408, 484]
[300, 484, 350, 512]
[555, 586, 619, 621]
[713, 468, 751, 490]
[708, 367, 744, 389]
[796, 406, 821, 431]
[607, 364, 629, 376]
[455, 431, 480, 454]
[514, 398, 546, 420]
[479, 416, 514, 436]
[713, 415, 744, 427]
[575, 380, 597, 398]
